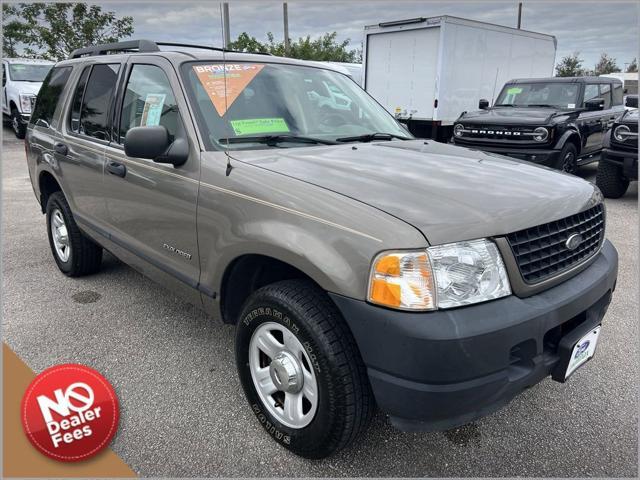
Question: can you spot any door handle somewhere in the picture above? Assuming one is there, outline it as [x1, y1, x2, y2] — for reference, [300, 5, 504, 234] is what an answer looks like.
[106, 161, 126, 178]
[53, 142, 68, 156]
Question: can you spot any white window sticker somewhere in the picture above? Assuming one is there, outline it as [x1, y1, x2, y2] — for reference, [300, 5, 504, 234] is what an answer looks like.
[568, 103, 576, 109]
[141, 93, 166, 126]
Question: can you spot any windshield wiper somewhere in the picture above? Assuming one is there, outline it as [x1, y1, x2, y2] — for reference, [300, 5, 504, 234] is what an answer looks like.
[218, 134, 337, 146]
[495, 104, 516, 107]
[524, 104, 557, 108]
[335, 132, 411, 143]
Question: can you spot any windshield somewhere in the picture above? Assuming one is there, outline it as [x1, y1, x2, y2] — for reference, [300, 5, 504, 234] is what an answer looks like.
[8, 63, 52, 82]
[182, 62, 410, 149]
[495, 82, 580, 109]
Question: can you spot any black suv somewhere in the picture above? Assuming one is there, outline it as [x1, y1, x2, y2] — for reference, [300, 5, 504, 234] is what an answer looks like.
[452, 77, 625, 173]
[596, 108, 638, 197]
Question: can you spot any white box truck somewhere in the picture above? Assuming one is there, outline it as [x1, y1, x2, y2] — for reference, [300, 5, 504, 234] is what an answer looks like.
[362, 15, 557, 141]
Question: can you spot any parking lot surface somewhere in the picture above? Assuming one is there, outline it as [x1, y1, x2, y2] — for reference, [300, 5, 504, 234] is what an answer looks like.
[2, 127, 638, 477]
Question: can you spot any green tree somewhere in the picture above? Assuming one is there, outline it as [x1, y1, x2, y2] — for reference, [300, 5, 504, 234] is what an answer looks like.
[555, 52, 585, 77]
[2, 3, 133, 60]
[627, 58, 638, 73]
[228, 32, 269, 54]
[594, 53, 621, 76]
[229, 31, 359, 63]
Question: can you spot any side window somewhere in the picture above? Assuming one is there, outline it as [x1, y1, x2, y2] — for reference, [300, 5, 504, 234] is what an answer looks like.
[69, 66, 91, 133]
[2, 64, 6, 87]
[599, 84, 612, 109]
[30, 66, 72, 127]
[79, 64, 120, 140]
[119, 64, 179, 143]
[612, 83, 623, 106]
[583, 84, 599, 105]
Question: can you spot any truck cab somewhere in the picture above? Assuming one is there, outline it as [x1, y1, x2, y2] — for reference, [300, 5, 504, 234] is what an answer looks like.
[452, 77, 625, 173]
[2, 58, 54, 138]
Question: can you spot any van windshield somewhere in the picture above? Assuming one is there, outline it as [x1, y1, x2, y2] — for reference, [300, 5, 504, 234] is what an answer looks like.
[8, 64, 52, 82]
[495, 82, 580, 109]
[182, 61, 410, 149]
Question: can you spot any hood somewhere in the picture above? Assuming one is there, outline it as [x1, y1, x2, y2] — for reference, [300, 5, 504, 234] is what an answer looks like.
[13, 82, 42, 95]
[459, 107, 569, 125]
[230, 141, 598, 245]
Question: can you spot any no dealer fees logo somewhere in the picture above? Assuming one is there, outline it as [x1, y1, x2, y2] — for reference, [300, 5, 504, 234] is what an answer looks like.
[21, 364, 119, 462]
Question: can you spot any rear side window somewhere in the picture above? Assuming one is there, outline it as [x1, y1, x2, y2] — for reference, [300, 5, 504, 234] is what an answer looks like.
[77, 64, 120, 140]
[118, 64, 180, 143]
[69, 66, 91, 133]
[612, 83, 623, 105]
[30, 66, 72, 128]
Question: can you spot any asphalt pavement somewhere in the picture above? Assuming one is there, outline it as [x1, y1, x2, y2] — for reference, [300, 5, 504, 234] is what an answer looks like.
[2, 127, 638, 477]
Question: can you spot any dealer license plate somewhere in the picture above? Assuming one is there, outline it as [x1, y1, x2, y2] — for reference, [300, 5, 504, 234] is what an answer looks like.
[565, 326, 601, 379]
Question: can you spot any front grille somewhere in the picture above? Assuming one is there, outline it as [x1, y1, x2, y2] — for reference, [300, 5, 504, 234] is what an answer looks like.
[460, 124, 538, 141]
[506, 204, 605, 284]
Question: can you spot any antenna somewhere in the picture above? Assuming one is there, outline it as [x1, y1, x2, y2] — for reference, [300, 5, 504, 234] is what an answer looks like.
[219, 2, 232, 176]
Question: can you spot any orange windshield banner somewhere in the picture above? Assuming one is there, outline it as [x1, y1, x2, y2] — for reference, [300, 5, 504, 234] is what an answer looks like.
[193, 64, 265, 116]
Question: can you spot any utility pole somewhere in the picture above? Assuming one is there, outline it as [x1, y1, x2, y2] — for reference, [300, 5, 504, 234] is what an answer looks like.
[223, 2, 231, 48]
[517, 2, 522, 29]
[283, 2, 290, 56]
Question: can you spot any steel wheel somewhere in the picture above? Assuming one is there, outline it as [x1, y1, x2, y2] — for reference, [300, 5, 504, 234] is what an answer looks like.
[249, 321, 318, 429]
[50, 208, 71, 262]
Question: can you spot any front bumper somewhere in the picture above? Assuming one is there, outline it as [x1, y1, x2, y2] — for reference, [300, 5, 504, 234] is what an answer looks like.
[601, 147, 638, 180]
[452, 141, 560, 166]
[330, 240, 618, 431]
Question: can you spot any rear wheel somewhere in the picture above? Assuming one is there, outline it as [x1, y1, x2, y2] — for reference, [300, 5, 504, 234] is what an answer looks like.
[46, 191, 102, 276]
[11, 107, 26, 139]
[596, 159, 629, 198]
[235, 279, 374, 458]
[554, 142, 578, 174]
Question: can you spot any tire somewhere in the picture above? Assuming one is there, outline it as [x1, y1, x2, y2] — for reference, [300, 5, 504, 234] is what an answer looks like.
[553, 142, 578, 174]
[596, 159, 629, 198]
[46, 191, 102, 276]
[10, 107, 26, 139]
[235, 279, 374, 459]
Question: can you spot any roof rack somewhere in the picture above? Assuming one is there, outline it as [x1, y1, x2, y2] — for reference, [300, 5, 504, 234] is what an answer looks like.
[69, 39, 272, 59]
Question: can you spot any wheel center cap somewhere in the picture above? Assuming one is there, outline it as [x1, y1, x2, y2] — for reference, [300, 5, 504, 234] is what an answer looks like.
[269, 351, 303, 393]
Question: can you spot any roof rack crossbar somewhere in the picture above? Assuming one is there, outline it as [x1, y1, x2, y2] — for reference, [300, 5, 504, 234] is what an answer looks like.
[69, 39, 273, 59]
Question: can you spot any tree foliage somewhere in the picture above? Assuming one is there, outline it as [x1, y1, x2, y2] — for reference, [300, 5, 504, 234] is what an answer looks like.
[594, 53, 621, 76]
[555, 52, 585, 77]
[229, 31, 360, 62]
[2, 3, 133, 60]
[627, 58, 638, 73]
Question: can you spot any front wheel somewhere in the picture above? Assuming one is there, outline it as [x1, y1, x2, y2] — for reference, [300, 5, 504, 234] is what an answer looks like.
[596, 159, 630, 198]
[11, 107, 26, 139]
[235, 280, 374, 458]
[554, 142, 578, 174]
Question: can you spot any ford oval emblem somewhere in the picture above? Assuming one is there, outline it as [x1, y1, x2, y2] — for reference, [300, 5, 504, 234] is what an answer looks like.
[565, 233, 583, 251]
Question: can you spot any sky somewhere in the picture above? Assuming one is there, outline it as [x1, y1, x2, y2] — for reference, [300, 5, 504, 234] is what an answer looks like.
[101, 1, 638, 69]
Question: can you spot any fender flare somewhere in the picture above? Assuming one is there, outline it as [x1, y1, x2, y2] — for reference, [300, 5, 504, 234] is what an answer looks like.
[555, 128, 582, 153]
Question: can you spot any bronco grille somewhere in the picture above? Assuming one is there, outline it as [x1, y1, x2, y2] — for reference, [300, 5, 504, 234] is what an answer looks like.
[506, 204, 605, 284]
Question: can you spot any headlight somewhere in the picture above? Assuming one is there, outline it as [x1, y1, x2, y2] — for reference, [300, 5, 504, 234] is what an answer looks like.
[532, 126, 549, 142]
[368, 239, 511, 311]
[453, 123, 465, 138]
[427, 239, 511, 309]
[614, 124, 631, 142]
[19, 94, 33, 114]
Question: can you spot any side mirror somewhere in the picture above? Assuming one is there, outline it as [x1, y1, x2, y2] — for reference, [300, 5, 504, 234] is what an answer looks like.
[625, 96, 638, 108]
[479, 99, 490, 110]
[124, 126, 188, 166]
[585, 98, 605, 111]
